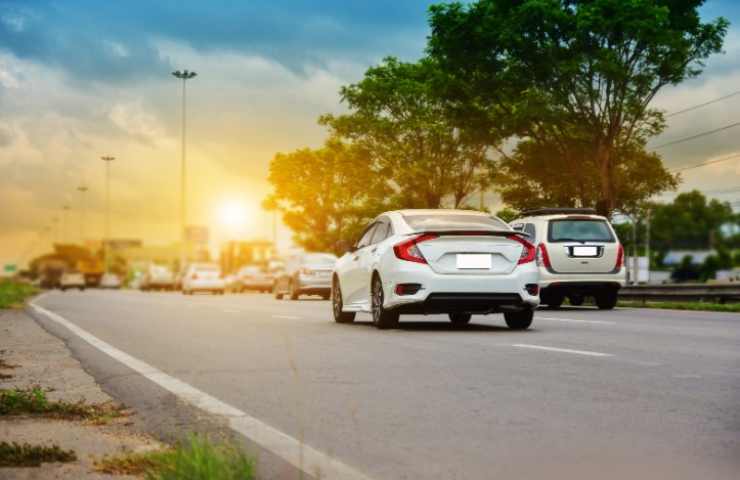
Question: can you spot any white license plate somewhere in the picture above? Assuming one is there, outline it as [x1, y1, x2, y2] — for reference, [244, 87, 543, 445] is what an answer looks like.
[572, 246, 598, 257]
[456, 254, 492, 269]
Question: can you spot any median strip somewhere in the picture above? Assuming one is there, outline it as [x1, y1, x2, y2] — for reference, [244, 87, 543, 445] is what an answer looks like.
[511, 343, 613, 357]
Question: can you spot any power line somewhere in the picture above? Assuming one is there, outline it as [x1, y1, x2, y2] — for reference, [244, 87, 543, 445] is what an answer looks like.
[666, 90, 740, 118]
[670, 152, 740, 173]
[652, 122, 740, 150]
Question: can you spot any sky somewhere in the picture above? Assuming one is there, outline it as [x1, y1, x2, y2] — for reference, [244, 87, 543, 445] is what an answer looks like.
[1, 0, 739, 266]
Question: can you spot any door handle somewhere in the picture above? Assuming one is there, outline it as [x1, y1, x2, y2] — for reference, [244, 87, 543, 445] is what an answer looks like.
[352, 255, 360, 261]
[370, 247, 377, 254]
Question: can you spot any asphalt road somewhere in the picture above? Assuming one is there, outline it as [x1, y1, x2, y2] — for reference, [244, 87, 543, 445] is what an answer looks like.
[31, 290, 740, 480]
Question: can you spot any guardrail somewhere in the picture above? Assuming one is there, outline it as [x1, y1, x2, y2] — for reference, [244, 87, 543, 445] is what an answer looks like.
[619, 284, 740, 304]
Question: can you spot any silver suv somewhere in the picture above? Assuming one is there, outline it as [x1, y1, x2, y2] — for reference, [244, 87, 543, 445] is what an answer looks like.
[510, 208, 626, 309]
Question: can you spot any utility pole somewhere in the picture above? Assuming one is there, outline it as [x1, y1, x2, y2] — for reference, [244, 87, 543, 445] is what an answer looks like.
[61, 205, 70, 244]
[77, 185, 88, 245]
[101, 156, 115, 273]
[645, 208, 652, 284]
[172, 69, 197, 272]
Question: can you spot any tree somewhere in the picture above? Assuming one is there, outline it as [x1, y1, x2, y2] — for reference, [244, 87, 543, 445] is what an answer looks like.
[428, 0, 728, 215]
[321, 57, 498, 209]
[650, 190, 734, 253]
[265, 139, 390, 254]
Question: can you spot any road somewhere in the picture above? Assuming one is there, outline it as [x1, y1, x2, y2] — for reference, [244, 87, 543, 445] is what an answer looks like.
[30, 290, 740, 480]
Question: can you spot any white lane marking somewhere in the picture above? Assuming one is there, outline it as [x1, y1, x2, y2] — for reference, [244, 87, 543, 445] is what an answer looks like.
[511, 343, 613, 357]
[537, 316, 615, 326]
[272, 314, 302, 320]
[222, 308, 241, 313]
[29, 302, 373, 480]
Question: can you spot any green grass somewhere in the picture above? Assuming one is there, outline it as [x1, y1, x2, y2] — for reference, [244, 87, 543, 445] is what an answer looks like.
[619, 301, 740, 313]
[0, 441, 77, 467]
[95, 435, 254, 480]
[0, 387, 126, 423]
[0, 281, 38, 309]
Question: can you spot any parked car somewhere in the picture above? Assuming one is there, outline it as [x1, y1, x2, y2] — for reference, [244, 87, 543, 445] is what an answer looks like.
[273, 253, 337, 300]
[99, 273, 122, 289]
[332, 209, 539, 329]
[141, 264, 175, 291]
[59, 271, 85, 291]
[510, 208, 626, 309]
[182, 263, 226, 295]
[237, 265, 273, 293]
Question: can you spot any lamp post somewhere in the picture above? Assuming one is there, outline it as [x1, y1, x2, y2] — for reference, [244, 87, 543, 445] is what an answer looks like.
[101, 156, 115, 273]
[77, 185, 88, 245]
[172, 69, 197, 271]
[61, 205, 71, 244]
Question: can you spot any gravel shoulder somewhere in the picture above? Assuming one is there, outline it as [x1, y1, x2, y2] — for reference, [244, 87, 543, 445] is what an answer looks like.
[0, 308, 162, 479]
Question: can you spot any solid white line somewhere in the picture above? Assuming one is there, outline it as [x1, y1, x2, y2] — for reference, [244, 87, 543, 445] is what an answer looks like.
[511, 343, 613, 357]
[537, 316, 615, 325]
[29, 302, 373, 480]
[272, 314, 302, 320]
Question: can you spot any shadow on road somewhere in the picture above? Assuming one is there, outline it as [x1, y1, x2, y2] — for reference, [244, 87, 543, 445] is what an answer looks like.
[349, 320, 514, 332]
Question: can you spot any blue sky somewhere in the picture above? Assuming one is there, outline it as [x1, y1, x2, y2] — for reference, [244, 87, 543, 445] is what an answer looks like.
[0, 0, 739, 260]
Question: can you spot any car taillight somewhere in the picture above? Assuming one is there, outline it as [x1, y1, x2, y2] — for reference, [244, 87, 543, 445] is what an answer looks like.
[393, 234, 438, 264]
[536, 243, 552, 268]
[507, 235, 536, 265]
[615, 243, 624, 269]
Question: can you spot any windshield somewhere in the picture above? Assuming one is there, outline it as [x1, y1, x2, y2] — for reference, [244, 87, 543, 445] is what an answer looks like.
[402, 213, 510, 232]
[302, 254, 337, 265]
[548, 219, 615, 242]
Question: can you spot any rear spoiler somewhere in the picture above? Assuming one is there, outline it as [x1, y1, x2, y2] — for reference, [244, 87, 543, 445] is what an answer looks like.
[412, 230, 532, 239]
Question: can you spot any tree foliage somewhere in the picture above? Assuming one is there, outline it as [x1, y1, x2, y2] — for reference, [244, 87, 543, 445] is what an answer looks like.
[428, 0, 728, 215]
[321, 57, 497, 209]
[265, 139, 390, 254]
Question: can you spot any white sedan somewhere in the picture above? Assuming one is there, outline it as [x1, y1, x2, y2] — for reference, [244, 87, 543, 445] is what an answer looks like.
[332, 209, 540, 329]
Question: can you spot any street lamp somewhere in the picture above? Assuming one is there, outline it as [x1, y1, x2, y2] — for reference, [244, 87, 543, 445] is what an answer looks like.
[101, 156, 115, 273]
[77, 185, 88, 245]
[172, 69, 197, 271]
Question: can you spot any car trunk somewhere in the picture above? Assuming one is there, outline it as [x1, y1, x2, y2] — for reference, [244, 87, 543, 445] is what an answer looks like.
[546, 218, 619, 273]
[415, 233, 524, 275]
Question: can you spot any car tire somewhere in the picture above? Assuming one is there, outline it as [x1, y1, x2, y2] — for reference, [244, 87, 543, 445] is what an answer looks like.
[449, 313, 472, 326]
[273, 283, 283, 300]
[332, 279, 356, 324]
[371, 275, 398, 329]
[504, 310, 534, 330]
[569, 295, 584, 306]
[596, 290, 618, 310]
[547, 295, 564, 309]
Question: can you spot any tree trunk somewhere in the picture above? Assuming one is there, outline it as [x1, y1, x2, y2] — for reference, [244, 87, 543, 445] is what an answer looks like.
[597, 142, 615, 216]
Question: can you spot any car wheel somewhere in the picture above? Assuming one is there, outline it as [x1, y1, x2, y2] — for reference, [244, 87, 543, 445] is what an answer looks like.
[546, 294, 564, 309]
[449, 313, 472, 326]
[273, 283, 283, 300]
[289, 281, 299, 300]
[504, 310, 533, 330]
[79, 287, 85, 291]
[332, 279, 356, 324]
[569, 295, 584, 306]
[596, 290, 618, 310]
[371, 275, 398, 329]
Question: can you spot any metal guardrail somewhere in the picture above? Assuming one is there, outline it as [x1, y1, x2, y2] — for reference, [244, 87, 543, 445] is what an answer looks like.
[619, 284, 740, 304]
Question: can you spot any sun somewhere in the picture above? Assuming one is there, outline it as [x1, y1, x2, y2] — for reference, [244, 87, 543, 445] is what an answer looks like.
[217, 201, 249, 230]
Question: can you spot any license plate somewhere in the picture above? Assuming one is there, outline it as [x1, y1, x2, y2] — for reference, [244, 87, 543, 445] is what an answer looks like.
[572, 246, 598, 257]
[456, 254, 491, 269]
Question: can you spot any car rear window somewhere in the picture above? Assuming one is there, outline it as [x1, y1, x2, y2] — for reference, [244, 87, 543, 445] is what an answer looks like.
[402, 213, 510, 232]
[548, 219, 615, 243]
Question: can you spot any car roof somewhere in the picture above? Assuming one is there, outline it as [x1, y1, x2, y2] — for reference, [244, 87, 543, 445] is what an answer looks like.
[391, 209, 491, 217]
[514, 213, 608, 222]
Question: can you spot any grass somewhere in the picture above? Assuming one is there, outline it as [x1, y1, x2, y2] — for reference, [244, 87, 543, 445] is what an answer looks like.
[95, 435, 254, 480]
[0, 441, 77, 467]
[619, 300, 740, 313]
[0, 281, 38, 309]
[0, 386, 127, 423]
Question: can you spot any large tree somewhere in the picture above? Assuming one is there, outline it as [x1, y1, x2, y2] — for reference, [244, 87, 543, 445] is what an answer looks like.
[265, 139, 390, 254]
[428, 0, 728, 215]
[321, 57, 497, 209]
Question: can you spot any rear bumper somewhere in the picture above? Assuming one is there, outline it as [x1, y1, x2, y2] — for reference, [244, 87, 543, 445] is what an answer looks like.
[382, 260, 540, 312]
[539, 268, 626, 289]
[542, 281, 622, 296]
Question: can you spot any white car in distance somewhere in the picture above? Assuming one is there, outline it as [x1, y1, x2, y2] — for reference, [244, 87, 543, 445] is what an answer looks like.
[332, 209, 540, 329]
[182, 263, 226, 295]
